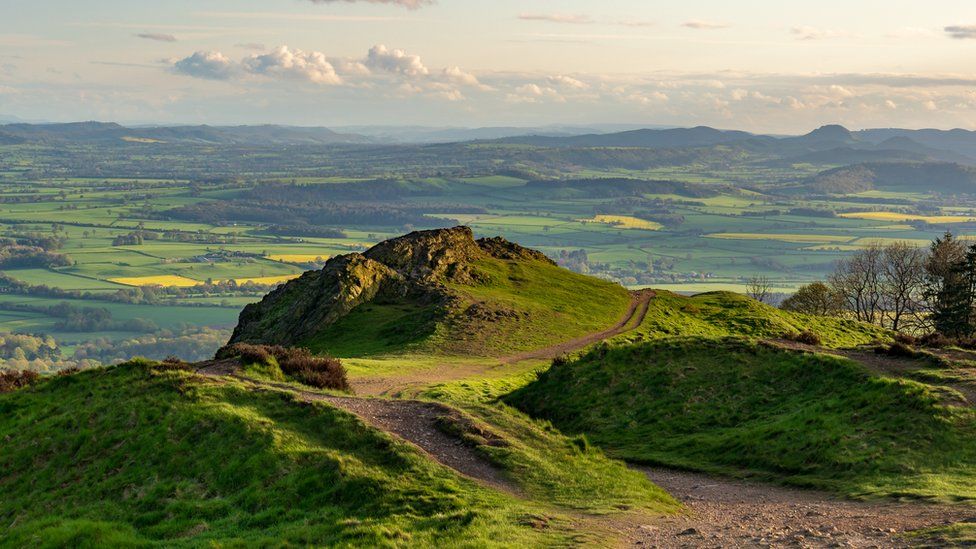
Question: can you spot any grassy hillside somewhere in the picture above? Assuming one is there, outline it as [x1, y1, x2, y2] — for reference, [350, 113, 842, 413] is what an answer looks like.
[507, 338, 976, 501]
[0, 360, 677, 546]
[617, 291, 888, 348]
[0, 361, 551, 546]
[231, 227, 632, 359]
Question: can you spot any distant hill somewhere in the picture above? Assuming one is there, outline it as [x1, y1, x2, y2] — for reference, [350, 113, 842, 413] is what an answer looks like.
[806, 161, 976, 194]
[229, 226, 631, 357]
[494, 126, 765, 148]
[857, 128, 976, 160]
[0, 122, 368, 145]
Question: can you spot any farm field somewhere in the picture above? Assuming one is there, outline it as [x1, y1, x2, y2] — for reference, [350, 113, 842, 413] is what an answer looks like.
[4, 137, 976, 368]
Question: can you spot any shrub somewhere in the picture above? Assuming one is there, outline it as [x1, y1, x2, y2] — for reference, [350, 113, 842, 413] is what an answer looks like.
[875, 342, 918, 358]
[893, 332, 918, 346]
[215, 343, 349, 391]
[0, 370, 40, 393]
[784, 330, 822, 346]
[215, 343, 271, 365]
[920, 332, 953, 348]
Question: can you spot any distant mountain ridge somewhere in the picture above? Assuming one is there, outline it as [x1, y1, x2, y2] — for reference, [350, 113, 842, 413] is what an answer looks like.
[3, 121, 976, 166]
[0, 122, 369, 146]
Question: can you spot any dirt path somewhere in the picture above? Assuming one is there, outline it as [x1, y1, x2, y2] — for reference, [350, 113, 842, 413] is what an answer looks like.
[197, 370, 521, 494]
[354, 290, 655, 397]
[499, 289, 654, 365]
[617, 467, 971, 548]
[765, 339, 976, 406]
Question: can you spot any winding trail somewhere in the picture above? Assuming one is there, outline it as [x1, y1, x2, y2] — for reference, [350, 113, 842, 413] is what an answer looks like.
[766, 338, 976, 406]
[623, 468, 971, 548]
[194, 369, 520, 494]
[198, 297, 976, 546]
[355, 289, 655, 397]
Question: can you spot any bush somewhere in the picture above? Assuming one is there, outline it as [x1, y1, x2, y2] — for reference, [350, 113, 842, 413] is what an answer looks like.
[215, 343, 349, 391]
[784, 330, 822, 346]
[215, 343, 271, 365]
[920, 333, 953, 348]
[875, 341, 918, 358]
[893, 332, 918, 346]
[0, 370, 40, 393]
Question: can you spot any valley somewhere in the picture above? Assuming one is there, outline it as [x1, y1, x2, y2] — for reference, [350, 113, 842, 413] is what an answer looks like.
[6, 124, 976, 546]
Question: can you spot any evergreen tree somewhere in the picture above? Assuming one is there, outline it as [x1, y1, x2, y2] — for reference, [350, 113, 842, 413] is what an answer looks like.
[924, 232, 970, 337]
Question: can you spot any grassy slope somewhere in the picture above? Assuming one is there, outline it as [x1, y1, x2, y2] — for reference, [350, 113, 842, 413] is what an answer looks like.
[0, 362, 560, 547]
[617, 290, 888, 348]
[312, 255, 631, 358]
[506, 338, 976, 501]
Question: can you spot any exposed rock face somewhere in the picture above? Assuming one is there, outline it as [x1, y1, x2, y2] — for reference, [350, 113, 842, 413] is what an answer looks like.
[229, 226, 550, 347]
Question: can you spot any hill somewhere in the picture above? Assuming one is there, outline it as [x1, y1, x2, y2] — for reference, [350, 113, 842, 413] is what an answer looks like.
[0, 122, 367, 146]
[506, 337, 976, 501]
[804, 161, 976, 194]
[615, 290, 888, 348]
[494, 125, 764, 148]
[229, 226, 631, 357]
[0, 359, 676, 546]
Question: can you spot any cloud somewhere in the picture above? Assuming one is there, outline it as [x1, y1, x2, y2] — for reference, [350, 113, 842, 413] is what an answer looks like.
[547, 75, 588, 89]
[242, 46, 341, 84]
[946, 25, 976, 39]
[173, 51, 236, 80]
[519, 13, 593, 25]
[135, 33, 177, 43]
[442, 66, 483, 87]
[790, 26, 845, 41]
[682, 20, 729, 30]
[365, 44, 428, 76]
[235, 42, 266, 51]
[305, 0, 433, 8]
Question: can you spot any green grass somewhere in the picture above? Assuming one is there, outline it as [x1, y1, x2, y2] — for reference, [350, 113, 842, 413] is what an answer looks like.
[0, 361, 568, 547]
[507, 337, 976, 501]
[436, 257, 631, 356]
[620, 290, 888, 348]
[420, 372, 680, 515]
[307, 253, 631, 359]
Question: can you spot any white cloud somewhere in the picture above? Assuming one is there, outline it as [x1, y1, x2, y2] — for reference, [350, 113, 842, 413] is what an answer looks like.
[242, 46, 341, 84]
[442, 66, 483, 88]
[790, 26, 847, 41]
[365, 44, 428, 76]
[547, 75, 588, 89]
[682, 20, 729, 30]
[305, 0, 433, 9]
[173, 51, 236, 80]
[518, 13, 593, 25]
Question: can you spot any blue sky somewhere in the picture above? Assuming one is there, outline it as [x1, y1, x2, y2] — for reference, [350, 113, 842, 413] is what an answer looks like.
[2, 0, 976, 132]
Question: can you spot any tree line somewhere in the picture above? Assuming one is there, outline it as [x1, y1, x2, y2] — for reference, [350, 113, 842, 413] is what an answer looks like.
[781, 233, 976, 337]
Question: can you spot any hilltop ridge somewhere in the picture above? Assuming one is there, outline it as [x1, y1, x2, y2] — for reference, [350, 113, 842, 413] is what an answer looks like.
[230, 226, 630, 357]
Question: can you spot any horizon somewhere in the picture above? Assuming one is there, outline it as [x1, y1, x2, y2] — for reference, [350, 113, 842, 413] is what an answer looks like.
[4, 0, 976, 132]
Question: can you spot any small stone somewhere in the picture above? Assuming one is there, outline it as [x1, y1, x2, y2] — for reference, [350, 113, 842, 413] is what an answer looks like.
[677, 527, 700, 536]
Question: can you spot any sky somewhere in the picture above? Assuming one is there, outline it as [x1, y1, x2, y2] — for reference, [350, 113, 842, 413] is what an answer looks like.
[2, 0, 976, 133]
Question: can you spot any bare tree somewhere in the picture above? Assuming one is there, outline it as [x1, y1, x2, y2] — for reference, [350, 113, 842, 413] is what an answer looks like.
[747, 275, 772, 304]
[828, 244, 883, 323]
[879, 241, 926, 331]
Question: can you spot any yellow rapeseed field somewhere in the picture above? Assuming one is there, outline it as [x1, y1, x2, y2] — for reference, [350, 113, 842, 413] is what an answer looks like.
[839, 212, 976, 223]
[109, 275, 202, 287]
[580, 215, 663, 230]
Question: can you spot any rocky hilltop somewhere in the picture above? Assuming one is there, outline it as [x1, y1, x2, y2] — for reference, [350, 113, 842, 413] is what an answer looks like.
[228, 226, 620, 356]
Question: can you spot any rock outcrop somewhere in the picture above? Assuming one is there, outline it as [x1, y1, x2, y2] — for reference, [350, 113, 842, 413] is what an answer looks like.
[229, 226, 551, 347]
